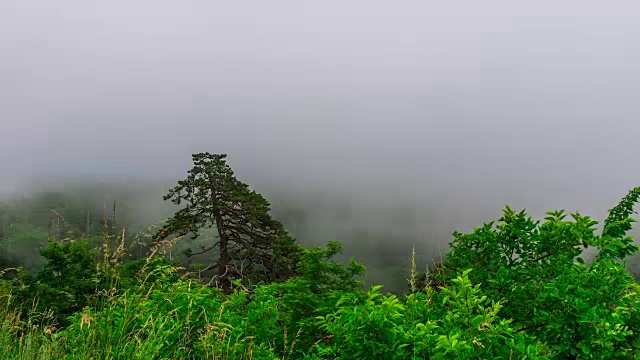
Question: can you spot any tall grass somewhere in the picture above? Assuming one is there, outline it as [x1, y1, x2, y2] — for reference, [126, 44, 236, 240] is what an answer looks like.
[0, 291, 265, 359]
[0, 210, 266, 359]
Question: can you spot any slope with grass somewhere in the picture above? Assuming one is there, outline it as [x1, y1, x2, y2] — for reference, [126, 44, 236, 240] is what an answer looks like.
[0, 154, 638, 358]
[0, 187, 637, 359]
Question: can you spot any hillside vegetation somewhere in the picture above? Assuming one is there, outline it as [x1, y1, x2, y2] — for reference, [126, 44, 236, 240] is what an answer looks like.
[0, 153, 639, 359]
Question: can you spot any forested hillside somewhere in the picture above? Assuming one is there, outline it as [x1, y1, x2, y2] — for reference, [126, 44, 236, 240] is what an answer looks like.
[0, 153, 639, 359]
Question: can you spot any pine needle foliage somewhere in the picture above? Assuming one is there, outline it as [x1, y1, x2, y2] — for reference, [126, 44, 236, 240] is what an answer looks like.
[154, 153, 303, 293]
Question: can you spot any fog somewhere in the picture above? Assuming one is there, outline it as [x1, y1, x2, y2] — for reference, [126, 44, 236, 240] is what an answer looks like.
[2, 1, 640, 288]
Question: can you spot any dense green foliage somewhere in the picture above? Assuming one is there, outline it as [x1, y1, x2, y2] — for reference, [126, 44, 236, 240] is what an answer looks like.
[0, 156, 638, 358]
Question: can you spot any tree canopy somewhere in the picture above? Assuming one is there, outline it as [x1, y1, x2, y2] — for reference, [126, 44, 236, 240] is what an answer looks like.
[154, 152, 303, 292]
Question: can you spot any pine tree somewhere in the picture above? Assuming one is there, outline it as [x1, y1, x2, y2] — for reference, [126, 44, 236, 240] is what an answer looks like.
[154, 153, 303, 293]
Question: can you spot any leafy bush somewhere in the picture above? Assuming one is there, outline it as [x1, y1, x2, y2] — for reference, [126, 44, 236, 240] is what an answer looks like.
[442, 187, 640, 358]
[11, 240, 109, 327]
[314, 270, 546, 359]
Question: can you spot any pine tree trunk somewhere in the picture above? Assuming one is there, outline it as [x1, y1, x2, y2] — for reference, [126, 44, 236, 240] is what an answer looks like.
[214, 210, 232, 293]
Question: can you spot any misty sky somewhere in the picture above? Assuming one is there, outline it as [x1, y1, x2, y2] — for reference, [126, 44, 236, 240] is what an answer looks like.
[2, 1, 640, 229]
